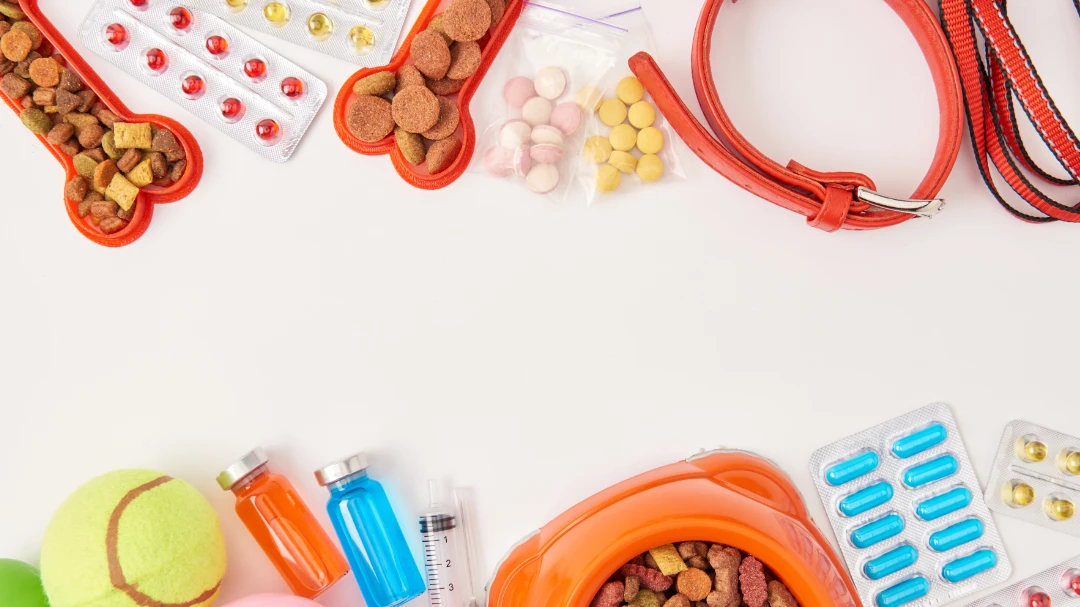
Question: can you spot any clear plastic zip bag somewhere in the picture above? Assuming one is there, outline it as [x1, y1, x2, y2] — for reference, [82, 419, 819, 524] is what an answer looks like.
[469, 1, 683, 204]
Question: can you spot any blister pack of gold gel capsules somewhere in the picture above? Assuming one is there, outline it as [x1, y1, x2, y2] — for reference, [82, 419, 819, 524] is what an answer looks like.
[985, 421, 1080, 536]
[962, 557, 1080, 607]
[80, 0, 327, 162]
[188, 0, 411, 66]
[810, 403, 1011, 607]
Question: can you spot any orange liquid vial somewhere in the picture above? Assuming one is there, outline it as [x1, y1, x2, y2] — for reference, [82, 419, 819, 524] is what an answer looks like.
[218, 448, 349, 598]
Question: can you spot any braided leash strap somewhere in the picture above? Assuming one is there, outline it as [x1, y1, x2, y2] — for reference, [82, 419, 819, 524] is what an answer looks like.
[940, 0, 1080, 222]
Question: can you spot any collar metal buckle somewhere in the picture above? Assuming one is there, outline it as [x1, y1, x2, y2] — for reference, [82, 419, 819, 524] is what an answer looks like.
[856, 187, 946, 218]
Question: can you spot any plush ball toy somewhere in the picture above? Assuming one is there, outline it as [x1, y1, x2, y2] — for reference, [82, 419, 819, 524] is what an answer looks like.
[219, 595, 323, 607]
[0, 559, 50, 607]
[40, 469, 227, 607]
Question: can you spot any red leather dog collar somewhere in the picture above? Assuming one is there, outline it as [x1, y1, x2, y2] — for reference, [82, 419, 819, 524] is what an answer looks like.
[629, 0, 965, 232]
[940, 0, 1080, 223]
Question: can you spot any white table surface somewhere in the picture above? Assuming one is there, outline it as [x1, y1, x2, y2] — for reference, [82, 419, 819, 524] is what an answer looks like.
[2, 0, 1079, 604]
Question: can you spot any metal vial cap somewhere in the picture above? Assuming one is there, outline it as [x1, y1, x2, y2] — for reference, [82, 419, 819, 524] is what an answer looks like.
[217, 447, 269, 491]
[315, 452, 370, 486]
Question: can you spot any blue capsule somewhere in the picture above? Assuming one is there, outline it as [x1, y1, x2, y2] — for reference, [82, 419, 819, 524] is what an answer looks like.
[892, 424, 948, 459]
[942, 549, 998, 583]
[916, 488, 973, 521]
[903, 455, 959, 488]
[839, 482, 895, 517]
[876, 577, 931, 607]
[864, 545, 919, 580]
[928, 519, 984, 552]
[851, 514, 905, 549]
[826, 452, 881, 487]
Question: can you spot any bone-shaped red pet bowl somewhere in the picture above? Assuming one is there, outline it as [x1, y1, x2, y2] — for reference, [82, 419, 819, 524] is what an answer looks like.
[0, 0, 202, 246]
[333, 0, 523, 190]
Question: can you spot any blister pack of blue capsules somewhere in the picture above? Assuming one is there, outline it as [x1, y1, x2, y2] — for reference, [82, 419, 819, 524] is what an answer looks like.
[809, 403, 1011, 607]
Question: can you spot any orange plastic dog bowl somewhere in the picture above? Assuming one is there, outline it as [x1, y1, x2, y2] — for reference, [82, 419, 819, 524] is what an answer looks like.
[489, 450, 860, 607]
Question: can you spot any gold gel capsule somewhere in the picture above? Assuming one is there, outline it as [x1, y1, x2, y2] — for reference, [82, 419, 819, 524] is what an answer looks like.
[307, 13, 333, 39]
[225, 0, 248, 9]
[349, 25, 375, 53]
[1002, 481, 1036, 508]
[1060, 450, 1080, 476]
[264, 1, 290, 25]
[1016, 437, 1049, 463]
[1046, 497, 1076, 521]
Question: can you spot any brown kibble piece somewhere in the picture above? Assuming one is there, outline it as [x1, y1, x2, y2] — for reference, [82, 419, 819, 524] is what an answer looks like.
[152, 128, 185, 161]
[353, 71, 396, 97]
[645, 552, 660, 570]
[84, 148, 107, 163]
[77, 199, 92, 218]
[90, 198, 119, 222]
[59, 68, 82, 93]
[422, 96, 459, 141]
[58, 138, 80, 156]
[394, 127, 426, 166]
[117, 148, 142, 173]
[591, 581, 624, 607]
[442, 0, 491, 42]
[65, 176, 88, 202]
[1, 29, 32, 62]
[64, 112, 99, 130]
[426, 13, 453, 44]
[686, 556, 708, 570]
[392, 85, 440, 133]
[18, 94, 31, 109]
[678, 543, 699, 560]
[446, 41, 481, 80]
[77, 89, 95, 113]
[93, 159, 119, 189]
[766, 582, 796, 607]
[426, 77, 464, 96]
[32, 87, 55, 106]
[78, 123, 105, 149]
[347, 95, 394, 143]
[0, 60, 14, 77]
[13, 50, 37, 78]
[707, 546, 741, 607]
[677, 569, 712, 602]
[11, 22, 41, 50]
[55, 88, 80, 114]
[624, 576, 641, 603]
[693, 542, 709, 558]
[426, 135, 461, 174]
[47, 122, 74, 145]
[396, 64, 425, 93]
[29, 57, 60, 87]
[97, 108, 119, 129]
[169, 159, 187, 183]
[116, 200, 137, 221]
[410, 30, 451, 80]
[738, 558, 767, 607]
[98, 216, 126, 235]
[663, 595, 691, 607]
[0, 22, 9, 38]
[0, 71, 29, 98]
[147, 151, 167, 179]
[484, 0, 505, 30]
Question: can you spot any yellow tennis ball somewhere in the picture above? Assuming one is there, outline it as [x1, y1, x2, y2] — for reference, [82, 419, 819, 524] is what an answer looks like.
[628, 101, 655, 129]
[616, 76, 644, 105]
[599, 99, 627, 127]
[637, 154, 664, 183]
[596, 164, 621, 193]
[41, 470, 227, 607]
[638, 127, 664, 155]
[609, 124, 638, 152]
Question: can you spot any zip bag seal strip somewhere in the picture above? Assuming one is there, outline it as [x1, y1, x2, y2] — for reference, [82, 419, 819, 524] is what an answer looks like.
[80, 0, 327, 163]
[809, 403, 1011, 607]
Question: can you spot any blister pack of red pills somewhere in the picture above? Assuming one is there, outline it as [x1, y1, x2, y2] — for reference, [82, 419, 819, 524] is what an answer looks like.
[0, 0, 202, 247]
[80, 0, 327, 163]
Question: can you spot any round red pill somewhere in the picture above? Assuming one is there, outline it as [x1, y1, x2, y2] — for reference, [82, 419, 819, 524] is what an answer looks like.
[1028, 592, 1051, 607]
[145, 48, 168, 72]
[129, 0, 149, 7]
[181, 74, 205, 98]
[243, 58, 267, 80]
[280, 77, 304, 99]
[105, 23, 128, 46]
[220, 97, 244, 120]
[1070, 576, 1080, 597]
[255, 119, 280, 142]
[169, 7, 192, 30]
[206, 35, 228, 56]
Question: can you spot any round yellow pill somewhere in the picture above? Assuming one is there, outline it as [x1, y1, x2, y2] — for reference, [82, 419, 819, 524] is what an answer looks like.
[349, 25, 375, 53]
[637, 154, 664, 183]
[609, 124, 637, 152]
[609, 151, 637, 174]
[307, 13, 333, 39]
[637, 126, 664, 155]
[616, 76, 644, 105]
[596, 164, 621, 193]
[263, 1, 290, 24]
[584, 136, 613, 164]
[575, 86, 603, 113]
[599, 98, 627, 127]
[1003, 481, 1035, 507]
[628, 101, 655, 129]
[1017, 439, 1048, 463]
[1047, 497, 1076, 521]
[1062, 450, 1080, 475]
[226, 0, 248, 9]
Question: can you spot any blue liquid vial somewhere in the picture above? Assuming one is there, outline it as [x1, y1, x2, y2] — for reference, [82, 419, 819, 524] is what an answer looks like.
[316, 453, 425, 607]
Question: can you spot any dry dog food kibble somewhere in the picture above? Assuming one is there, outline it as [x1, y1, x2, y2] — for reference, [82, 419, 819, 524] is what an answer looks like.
[0, 10, 188, 236]
[593, 543, 800, 607]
